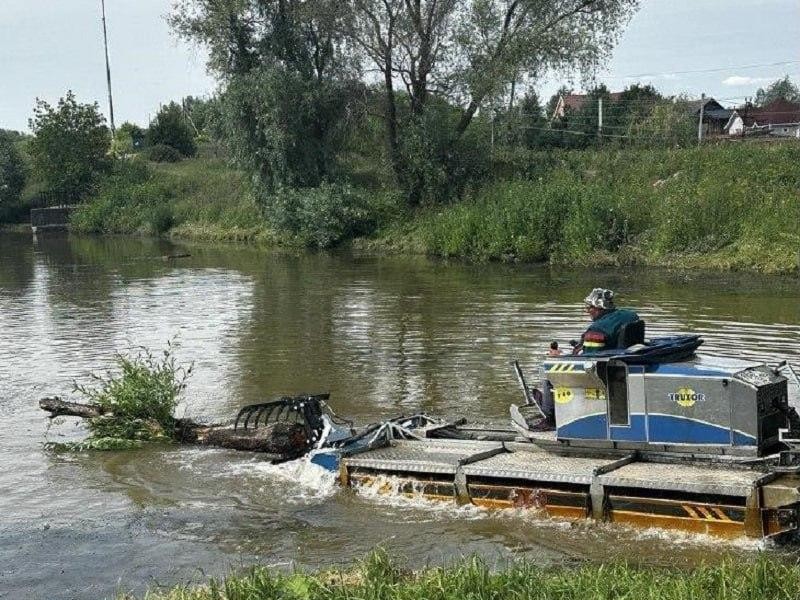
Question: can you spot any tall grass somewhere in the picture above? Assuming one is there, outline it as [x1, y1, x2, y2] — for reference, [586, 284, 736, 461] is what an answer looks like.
[71, 156, 268, 240]
[132, 550, 800, 600]
[410, 142, 800, 272]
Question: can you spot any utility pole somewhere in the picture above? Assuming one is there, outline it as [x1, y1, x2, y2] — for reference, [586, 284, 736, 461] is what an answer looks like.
[697, 92, 705, 145]
[598, 96, 603, 141]
[100, 0, 116, 136]
[490, 111, 495, 153]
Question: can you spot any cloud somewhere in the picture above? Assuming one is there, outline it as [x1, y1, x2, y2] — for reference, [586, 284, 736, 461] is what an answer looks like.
[722, 75, 771, 86]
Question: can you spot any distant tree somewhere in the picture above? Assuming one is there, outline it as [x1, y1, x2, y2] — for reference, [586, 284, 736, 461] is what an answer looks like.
[181, 96, 219, 136]
[0, 135, 26, 218]
[28, 91, 111, 202]
[112, 121, 146, 155]
[0, 129, 28, 144]
[147, 102, 197, 157]
[628, 98, 695, 148]
[517, 90, 549, 149]
[755, 76, 800, 106]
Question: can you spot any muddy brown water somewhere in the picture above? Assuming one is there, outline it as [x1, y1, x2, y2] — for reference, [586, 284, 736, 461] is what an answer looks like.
[1, 232, 800, 599]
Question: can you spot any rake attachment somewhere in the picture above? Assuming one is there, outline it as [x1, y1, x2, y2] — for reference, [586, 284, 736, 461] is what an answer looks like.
[233, 393, 335, 446]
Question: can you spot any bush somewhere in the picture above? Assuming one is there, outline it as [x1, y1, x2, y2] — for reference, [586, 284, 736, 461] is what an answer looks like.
[147, 102, 197, 157]
[111, 121, 146, 155]
[144, 143, 183, 163]
[268, 183, 381, 248]
[49, 344, 191, 451]
[70, 159, 176, 235]
[28, 91, 111, 202]
[0, 136, 26, 222]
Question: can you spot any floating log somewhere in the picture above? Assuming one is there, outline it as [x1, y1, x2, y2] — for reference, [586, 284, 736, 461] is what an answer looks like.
[39, 396, 311, 458]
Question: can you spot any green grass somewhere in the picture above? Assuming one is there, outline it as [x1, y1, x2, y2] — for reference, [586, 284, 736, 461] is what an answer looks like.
[70, 156, 270, 240]
[391, 142, 800, 273]
[71, 141, 800, 273]
[127, 550, 800, 600]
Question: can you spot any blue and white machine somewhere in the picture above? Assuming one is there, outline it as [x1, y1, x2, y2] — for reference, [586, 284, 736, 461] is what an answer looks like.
[537, 336, 792, 457]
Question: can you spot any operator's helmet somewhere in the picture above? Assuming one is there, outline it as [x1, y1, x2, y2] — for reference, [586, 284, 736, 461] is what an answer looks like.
[584, 288, 615, 310]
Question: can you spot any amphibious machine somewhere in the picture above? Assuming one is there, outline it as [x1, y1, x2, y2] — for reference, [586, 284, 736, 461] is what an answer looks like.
[237, 334, 800, 540]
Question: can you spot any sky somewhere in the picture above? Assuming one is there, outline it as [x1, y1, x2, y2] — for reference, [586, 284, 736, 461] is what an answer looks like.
[1, 0, 799, 132]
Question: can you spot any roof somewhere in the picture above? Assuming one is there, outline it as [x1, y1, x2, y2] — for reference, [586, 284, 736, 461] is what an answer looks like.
[559, 92, 624, 112]
[687, 98, 726, 115]
[739, 98, 800, 126]
[704, 108, 734, 122]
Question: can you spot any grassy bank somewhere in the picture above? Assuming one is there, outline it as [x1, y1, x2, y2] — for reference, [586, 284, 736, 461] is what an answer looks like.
[129, 551, 800, 600]
[71, 142, 800, 273]
[371, 142, 800, 274]
[70, 157, 276, 243]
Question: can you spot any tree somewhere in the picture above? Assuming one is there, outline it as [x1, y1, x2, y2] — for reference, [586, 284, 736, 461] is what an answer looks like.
[755, 76, 800, 106]
[170, 0, 359, 191]
[112, 121, 146, 155]
[0, 136, 26, 219]
[346, 0, 639, 202]
[146, 102, 197, 157]
[28, 91, 111, 202]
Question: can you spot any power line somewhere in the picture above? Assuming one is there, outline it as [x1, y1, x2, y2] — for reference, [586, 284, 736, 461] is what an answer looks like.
[601, 59, 800, 81]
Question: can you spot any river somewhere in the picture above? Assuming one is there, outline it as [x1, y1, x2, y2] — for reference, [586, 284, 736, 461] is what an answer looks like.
[1, 231, 799, 599]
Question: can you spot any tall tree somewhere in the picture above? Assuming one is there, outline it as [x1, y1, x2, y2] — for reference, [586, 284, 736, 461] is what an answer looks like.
[346, 0, 639, 201]
[170, 0, 359, 190]
[754, 76, 800, 106]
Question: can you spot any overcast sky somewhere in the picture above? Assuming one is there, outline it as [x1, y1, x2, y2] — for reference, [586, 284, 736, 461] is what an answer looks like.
[1, 0, 798, 132]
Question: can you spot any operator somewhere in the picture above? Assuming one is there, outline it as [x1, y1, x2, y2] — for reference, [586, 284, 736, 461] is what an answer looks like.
[574, 288, 640, 355]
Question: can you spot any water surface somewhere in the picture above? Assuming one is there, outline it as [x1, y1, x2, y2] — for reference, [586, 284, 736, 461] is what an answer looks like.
[1, 232, 799, 599]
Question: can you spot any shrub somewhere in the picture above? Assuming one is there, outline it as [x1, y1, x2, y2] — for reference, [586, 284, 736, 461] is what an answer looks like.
[144, 143, 183, 163]
[48, 344, 191, 451]
[111, 121, 146, 155]
[147, 102, 197, 157]
[0, 136, 26, 222]
[70, 159, 175, 235]
[267, 183, 381, 248]
[28, 91, 111, 202]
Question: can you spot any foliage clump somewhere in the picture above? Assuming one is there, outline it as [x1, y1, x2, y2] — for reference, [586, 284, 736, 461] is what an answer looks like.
[267, 183, 387, 249]
[48, 345, 190, 452]
[28, 91, 111, 203]
[70, 160, 176, 235]
[144, 143, 184, 163]
[147, 102, 197, 157]
[0, 134, 26, 220]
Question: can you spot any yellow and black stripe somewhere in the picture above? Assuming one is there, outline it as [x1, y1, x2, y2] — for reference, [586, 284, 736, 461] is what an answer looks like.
[545, 363, 581, 373]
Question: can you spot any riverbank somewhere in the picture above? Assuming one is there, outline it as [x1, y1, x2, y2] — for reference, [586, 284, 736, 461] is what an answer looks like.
[68, 142, 800, 274]
[130, 551, 800, 600]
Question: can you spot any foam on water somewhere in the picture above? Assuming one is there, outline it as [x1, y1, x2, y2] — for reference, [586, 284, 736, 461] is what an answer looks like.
[352, 474, 486, 520]
[229, 457, 340, 503]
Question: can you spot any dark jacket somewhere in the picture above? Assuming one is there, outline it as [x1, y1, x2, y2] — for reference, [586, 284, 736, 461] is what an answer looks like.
[581, 308, 640, 354]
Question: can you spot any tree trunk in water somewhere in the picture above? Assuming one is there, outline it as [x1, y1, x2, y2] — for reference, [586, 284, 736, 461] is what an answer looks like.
[40, 397, 312, 459]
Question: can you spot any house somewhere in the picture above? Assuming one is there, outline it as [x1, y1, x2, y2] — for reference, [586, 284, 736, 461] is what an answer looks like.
[729, 98, 800, 138]
[687, 98, 734, 136]
[550, 91, 623, 120]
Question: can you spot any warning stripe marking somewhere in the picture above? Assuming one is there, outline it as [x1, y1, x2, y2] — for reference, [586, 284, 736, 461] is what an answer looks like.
[682, 504, 733, 521]
[546, 364, 581, 373]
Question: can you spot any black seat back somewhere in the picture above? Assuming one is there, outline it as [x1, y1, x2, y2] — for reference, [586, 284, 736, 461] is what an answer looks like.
[618, 319, 645, 347]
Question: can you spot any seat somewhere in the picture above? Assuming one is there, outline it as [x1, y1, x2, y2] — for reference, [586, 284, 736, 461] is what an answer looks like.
[618, 319, 645, 348]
